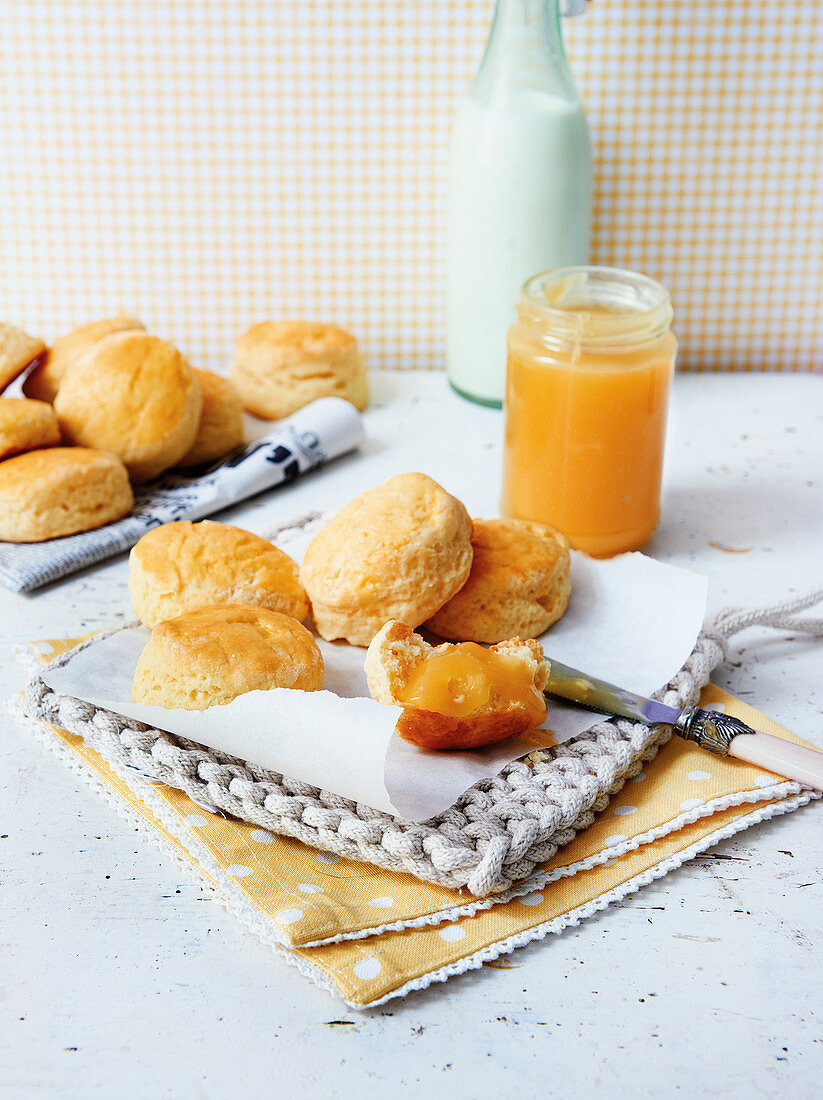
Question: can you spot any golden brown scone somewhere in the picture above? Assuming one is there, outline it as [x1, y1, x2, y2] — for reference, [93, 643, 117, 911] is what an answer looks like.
[300, 472, 473, 646]
[427, 518, 571, 643]
[22, 313, 143, 403]
[230, 320, 369, 420]
[132, 604, 324, 710]
[129, 520, 309, 627]
[178, 369, 244, 466]
[365, 621, 550, 750]
[0, 447, 133, 542]
[0, 321, 46, 393]
[54, 330, 202, 482]
[0, 398, 61, 460]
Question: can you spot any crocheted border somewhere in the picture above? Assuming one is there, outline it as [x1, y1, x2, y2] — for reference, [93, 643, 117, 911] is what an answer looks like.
[23, 624, 728, 896]
[7, 689, 816, 1008]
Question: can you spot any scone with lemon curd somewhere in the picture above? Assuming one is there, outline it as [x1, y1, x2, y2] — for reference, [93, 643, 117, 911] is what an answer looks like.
[132, 605, 324, 710]
[300, 472, 473, 646]
[54, 330, 202, 482]
[23, 313, 143, 403]
[129, 520, 309, 626]
[365, 620, 550, 750]
[230, 320, 369, 419]
[427, 518, 571, 643]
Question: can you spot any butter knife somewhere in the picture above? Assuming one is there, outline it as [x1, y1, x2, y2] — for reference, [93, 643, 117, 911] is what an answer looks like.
[544, 658, 823, 791]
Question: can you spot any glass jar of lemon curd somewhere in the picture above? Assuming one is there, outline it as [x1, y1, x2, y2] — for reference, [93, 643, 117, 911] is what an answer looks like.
[501, 266, 677, 558]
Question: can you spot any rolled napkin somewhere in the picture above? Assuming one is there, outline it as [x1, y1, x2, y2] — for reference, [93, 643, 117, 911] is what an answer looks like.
[0, 397, 364, 592]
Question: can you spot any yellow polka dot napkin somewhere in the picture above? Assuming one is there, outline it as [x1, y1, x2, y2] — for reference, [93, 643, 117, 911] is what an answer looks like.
[2, 1, 820, 372]
[17, 638, 818, 1007]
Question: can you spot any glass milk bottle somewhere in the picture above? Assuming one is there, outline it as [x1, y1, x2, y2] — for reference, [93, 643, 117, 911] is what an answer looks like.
[446, 0, 592, 406]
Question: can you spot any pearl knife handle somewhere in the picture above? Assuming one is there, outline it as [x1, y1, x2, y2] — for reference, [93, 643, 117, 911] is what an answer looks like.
[727, 731, 823, 791]
[675, 707, 823, 791]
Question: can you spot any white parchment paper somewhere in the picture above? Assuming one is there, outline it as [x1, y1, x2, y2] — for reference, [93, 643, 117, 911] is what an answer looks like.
[42, 552, 708, 821]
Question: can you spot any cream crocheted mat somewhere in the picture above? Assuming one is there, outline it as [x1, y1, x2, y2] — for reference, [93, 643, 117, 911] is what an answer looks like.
[24, 595, 823, 898]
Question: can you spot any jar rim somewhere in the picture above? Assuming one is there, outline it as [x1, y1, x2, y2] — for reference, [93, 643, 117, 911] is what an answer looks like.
[518, 265, 674, 349]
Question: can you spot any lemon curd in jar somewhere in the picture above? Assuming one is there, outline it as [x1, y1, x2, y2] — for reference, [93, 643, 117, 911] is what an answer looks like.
[501, 266, 677, 557]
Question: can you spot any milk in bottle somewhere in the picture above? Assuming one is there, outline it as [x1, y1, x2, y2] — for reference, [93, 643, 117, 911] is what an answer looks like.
[446, 0, 592, 406]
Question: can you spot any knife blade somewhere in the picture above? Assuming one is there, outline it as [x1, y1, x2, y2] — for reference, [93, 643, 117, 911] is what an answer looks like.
[544, 657, 823, 791]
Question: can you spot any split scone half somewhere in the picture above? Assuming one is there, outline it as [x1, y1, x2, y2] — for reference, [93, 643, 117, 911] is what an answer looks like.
[365, 620, 550, 751]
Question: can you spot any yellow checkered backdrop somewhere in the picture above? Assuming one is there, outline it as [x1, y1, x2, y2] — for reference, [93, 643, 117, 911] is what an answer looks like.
[1, 1, 821, 372]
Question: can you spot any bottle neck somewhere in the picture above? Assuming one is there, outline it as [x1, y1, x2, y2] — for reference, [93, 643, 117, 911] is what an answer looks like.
[491, 0, 563, 49]
[471, 0, 575, 102]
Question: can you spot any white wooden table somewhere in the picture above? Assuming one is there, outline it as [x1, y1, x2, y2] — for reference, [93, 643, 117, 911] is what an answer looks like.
[1, 371, 821, 1098]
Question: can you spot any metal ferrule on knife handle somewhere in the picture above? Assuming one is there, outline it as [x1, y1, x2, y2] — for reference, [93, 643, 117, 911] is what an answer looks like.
[673, 706, 755, 756]
[543, 656, 823, 789]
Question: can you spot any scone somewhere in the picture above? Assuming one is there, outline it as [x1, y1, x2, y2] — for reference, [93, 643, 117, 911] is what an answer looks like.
[300, 472, 473, 646]
[129, 520, 309, 627]
[0, 398, 61, 460]
[178, 369, 244, 466]
[132, 605, 324, 710]
[23, 313, 143, 403]
[230, 320, 369, 420]
[365, 620, 550, 750]
[0, 448, 133, 542]
[0, 321, 46, 393]
[427, 518, 571, 643]
[54, 330, 202, 482]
